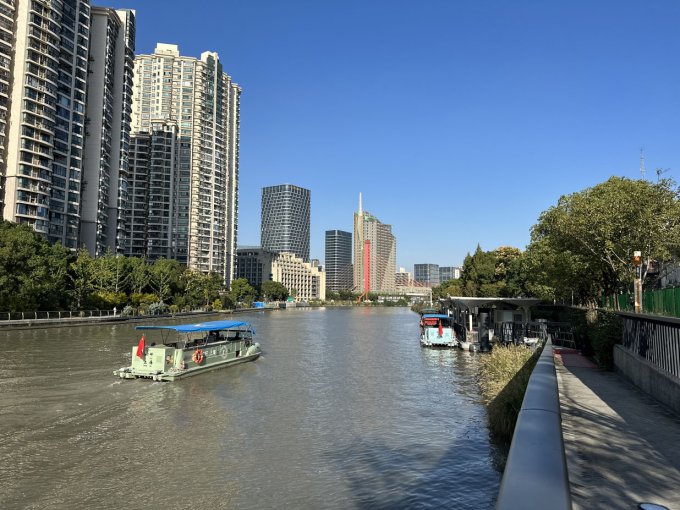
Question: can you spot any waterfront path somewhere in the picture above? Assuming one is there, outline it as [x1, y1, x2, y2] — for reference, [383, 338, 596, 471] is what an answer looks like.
[555, 348, 680, 510]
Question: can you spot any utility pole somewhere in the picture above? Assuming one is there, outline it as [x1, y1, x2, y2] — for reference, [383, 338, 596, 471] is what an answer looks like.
[633, 251, 642, 313]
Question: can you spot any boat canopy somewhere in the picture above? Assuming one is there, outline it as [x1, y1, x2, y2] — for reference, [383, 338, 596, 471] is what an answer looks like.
[136, 320, 253, 333]
[422, 314, 451, 320]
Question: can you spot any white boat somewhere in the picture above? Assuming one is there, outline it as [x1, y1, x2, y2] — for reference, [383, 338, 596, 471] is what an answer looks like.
[420, 314, 458, 348]
[114, 320, 261, 381]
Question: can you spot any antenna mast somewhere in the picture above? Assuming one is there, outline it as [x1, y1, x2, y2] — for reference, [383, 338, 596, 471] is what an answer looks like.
[640, 148, 646, 180]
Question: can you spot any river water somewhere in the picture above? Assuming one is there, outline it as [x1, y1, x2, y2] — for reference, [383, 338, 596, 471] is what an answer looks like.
[0, 307, 501, 509]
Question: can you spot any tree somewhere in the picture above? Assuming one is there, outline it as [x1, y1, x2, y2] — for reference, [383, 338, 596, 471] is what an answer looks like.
[90, 250, 115, 292]
[149, 258, 184, 303]
[68, 249, 94, 310]
[433, 278, 463, 300]
[127, 257, 151, 294]
[260, 280, 289, 301]
[460, 245, 499, 296]
[0, 221, 71, 311]
[229, 278, 256, 306]
[338, 289, 357, 301]
[182, 270, 223, 308]
[530, 177, 680, 302]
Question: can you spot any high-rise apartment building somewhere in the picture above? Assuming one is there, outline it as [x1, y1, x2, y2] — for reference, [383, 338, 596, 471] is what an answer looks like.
[261, 184, 310, 262]
[2, 0, 92, 248]
[0, 0, 16, 192]
[80, 7, 135, 256]
[125, 120, 177, 259]
[414, 263, 440, 287]
[130, 43, 241, 284]
[353, 194, 396, 293]
[325, 229, 352, 292]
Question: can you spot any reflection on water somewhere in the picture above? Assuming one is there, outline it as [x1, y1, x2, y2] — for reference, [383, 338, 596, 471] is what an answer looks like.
[0, 308, 500, 509]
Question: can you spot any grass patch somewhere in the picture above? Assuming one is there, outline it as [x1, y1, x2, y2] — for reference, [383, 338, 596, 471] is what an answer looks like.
[478, 345, 541, 443]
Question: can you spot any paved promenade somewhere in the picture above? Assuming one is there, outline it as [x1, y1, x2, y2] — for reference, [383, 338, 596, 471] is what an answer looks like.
[555, 348, 680, 510]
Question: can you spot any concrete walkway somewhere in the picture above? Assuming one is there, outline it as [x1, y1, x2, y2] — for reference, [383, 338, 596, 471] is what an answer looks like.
[555, 348, 680, 510]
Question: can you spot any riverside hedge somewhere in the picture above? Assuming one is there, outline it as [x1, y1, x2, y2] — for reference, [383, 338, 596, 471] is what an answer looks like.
[478, 345, 541, 442]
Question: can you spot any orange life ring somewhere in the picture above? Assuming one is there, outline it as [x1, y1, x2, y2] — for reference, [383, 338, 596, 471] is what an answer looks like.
[192, 349, 205, 365]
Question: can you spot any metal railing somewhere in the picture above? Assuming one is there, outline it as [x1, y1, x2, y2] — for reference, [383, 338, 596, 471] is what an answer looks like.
[494, 321, 576, 348]
[0, 310, 117, 321]
[496, 339, 572, 510]
[617, 311, 680, 379]
[0, 307, 224, 323]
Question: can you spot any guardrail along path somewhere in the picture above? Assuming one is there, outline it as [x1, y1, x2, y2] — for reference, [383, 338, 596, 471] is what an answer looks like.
[555, 348, 680, 510]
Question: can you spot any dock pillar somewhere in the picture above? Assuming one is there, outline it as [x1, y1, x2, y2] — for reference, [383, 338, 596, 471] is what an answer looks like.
[479, 312, 491, 352]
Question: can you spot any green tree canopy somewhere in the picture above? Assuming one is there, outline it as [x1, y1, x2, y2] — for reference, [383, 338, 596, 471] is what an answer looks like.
[260, 280, 289, 301]
[127, 257, 151, 294]
[433, 278, 463, 300]
[460, 245, 501, 297]
[229, 278, 256, 306]
[67, 249, 94, 310]
[530, 176, 680, 302]
[149, 258, 184, 302]
[182, 270, 223, 308]
[0, 221, 71, 311]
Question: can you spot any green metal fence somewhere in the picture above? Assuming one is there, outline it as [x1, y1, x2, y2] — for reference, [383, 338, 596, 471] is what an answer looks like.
[601, 287, 680, 318]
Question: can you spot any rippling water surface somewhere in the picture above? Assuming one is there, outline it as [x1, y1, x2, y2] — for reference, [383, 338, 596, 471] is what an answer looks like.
[0, 307, 500, 509]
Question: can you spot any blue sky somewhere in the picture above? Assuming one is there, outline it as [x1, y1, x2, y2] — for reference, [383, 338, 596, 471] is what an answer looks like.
[106, 0, 680, 271]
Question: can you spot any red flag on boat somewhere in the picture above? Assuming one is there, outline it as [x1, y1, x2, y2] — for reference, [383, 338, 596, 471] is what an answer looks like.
[136, 335, 145, 358]
[439, 321, 443, 337]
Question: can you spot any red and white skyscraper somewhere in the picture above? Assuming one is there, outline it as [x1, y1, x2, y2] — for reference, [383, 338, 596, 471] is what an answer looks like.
[353, 193, 396, 294]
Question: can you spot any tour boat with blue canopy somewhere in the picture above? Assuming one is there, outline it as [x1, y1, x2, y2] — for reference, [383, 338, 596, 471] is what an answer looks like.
[419, 313, 459, 348]
[114, 319, 261, 381]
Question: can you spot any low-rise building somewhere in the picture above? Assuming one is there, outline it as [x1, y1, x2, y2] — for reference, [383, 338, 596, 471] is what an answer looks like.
[395, 267, 413, 287]
[236, 247, 325, 301]
[272, 252, 325, 302]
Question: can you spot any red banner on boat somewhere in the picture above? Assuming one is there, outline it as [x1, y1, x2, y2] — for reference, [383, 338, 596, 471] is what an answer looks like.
[439, 321, 443, 337]
[136, 335, 145, 358]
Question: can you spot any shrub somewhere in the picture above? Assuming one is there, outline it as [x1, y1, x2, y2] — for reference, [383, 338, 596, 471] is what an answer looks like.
[122, 305, 135, 317]
[87, 291, 127, 310]
[131, 292, 157, 307]
[586, 310, 622, 369]
[212, 299, 222, 311]
[148, 301, 169, 315]
[478, 344, 541, 442]
[169, 304, 179, 316]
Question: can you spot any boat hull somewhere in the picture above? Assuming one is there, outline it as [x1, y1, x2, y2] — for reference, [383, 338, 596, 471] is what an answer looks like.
[420, 327, 458, 348]
[420, 338, 458, 348]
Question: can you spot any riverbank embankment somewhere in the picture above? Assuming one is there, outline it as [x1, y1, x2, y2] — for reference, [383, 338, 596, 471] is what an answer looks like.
[0, 307, 274, 331]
